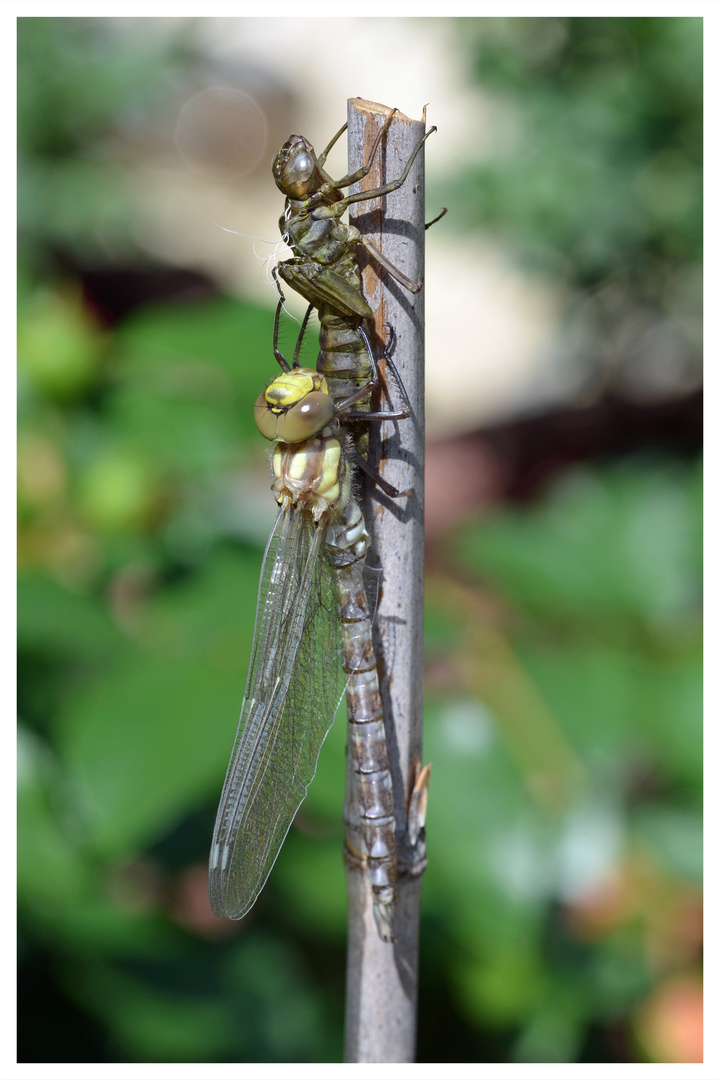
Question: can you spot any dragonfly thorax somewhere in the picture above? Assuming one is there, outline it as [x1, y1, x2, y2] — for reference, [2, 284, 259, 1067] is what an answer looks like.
[272, 432, 351, 522]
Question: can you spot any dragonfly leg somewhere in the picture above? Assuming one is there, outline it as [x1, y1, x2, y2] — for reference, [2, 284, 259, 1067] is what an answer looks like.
[292, 304, 314, 368]
[272, 269, 315, 371]
[333, 122, 439, 291]
[426, 206, 448, 230]
[324, 108, 399, 191]
[360, 235, 423, 295]
[349, 444, 411, 499]
[373, 348, 412, 421]
[271, 274, 292, 373]
[317, 120, 347, 166]
[337, 324, 412, 423]
[339, 125, 437, 210]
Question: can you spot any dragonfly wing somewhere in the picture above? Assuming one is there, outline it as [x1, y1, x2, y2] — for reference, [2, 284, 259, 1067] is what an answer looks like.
[209, 506, 341, 919]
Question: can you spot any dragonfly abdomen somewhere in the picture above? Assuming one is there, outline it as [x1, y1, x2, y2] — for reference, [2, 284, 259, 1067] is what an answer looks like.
[327, 499, 397, 942]
[318, 313, 371, 397]
[317, 312, 373, 459]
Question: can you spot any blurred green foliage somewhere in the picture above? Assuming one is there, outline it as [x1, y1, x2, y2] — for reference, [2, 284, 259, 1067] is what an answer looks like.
[18, 15, 701, 1065]
[453, 18, 701, 272]
[421, 457, 702, 1063]
[443, 17, 702, 398]
[17, 17, 193, 265]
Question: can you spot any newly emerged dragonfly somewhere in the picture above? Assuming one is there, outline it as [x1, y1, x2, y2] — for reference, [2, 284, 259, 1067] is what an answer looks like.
[209, 324, 409, 941]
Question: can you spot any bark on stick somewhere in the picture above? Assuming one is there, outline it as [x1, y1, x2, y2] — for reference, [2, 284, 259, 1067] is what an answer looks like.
[343, 96, 428, 1065]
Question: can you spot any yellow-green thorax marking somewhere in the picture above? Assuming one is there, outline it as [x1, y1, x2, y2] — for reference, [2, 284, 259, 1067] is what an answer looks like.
[272, 433, 351, 523]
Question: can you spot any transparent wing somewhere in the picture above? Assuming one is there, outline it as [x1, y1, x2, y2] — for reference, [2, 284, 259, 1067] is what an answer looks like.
[209, 505, 342, 919]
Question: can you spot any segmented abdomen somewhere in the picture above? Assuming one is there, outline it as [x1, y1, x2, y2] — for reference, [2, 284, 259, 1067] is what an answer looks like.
[326, 499, 396, 942]
[317, 310, 373, 458]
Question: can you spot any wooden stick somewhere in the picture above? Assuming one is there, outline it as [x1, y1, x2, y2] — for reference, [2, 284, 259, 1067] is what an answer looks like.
[343, 97, 429, 1065]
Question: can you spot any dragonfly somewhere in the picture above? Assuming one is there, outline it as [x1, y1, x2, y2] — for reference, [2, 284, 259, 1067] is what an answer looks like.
[209, 318, 410, 942]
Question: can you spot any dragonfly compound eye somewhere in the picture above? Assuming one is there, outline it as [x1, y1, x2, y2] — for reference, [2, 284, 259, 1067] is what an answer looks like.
[285, 151, 315, 186]
[254, 390, 335, 443]
[276, 391, 335, 443]
[254, 391, 280, 440]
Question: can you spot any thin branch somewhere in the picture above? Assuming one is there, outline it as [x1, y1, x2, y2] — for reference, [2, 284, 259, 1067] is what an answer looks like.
[343, 97, 429, 1065]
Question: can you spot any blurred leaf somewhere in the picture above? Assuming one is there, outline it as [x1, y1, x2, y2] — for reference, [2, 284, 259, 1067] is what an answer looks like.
[589, 944, 654, 1019]
[271, 828, 347, 941]
[17, 727, 92, 908]
[58, 654, 239, 855]
[37, 892, 174, 958]
[61, 934, 335, 1063]
[421, 698, 559, 959]
[56, 550, 262, 855]
[518, 641, 701, 789]
[18, 288, 104, 399]
[453, 461, 701, 626]
[455, 944, 548, 1025]
[77, 448, 161, 534]
[452, 17, 701, 274]
[17, 572, 128, 660]
[117, 296, 274, 383]
[513, 992, 584, 1063]
[222, 936, 336, 1061]
[110, 298, 283, 473]
[66, 961, 230, 1063]
[632, 807, 702, 881]
[132, 547, 260, 657]
[17, 17, 189, 260]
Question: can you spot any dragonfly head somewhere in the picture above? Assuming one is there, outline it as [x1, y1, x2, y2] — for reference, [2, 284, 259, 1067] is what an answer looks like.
[255, 367, 336, 443]
[273, 135, 330, 198]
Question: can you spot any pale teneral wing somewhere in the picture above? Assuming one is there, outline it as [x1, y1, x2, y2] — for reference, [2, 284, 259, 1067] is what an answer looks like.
[209, 504, 342, 919]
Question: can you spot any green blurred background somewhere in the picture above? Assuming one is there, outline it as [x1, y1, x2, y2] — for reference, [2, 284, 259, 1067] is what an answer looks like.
[17, 16, 702, 1064]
